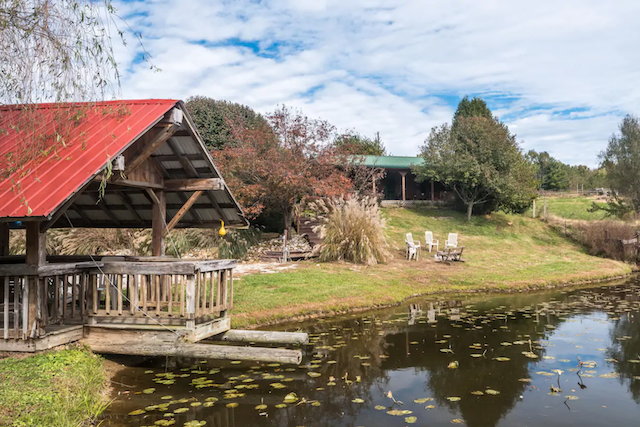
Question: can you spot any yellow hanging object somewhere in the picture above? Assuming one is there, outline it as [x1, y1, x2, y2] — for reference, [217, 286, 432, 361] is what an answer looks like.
[219, 219, 227, 236]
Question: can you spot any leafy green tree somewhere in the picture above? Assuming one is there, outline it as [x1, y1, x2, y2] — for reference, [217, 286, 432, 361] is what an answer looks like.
[600, 115, 640, 214]
[334, 131, 386, 155]
[414, 117, 535, 221]
[185, 96, 270, 151]
[452, 96, 493, 130]
[544, 159, 569, 191]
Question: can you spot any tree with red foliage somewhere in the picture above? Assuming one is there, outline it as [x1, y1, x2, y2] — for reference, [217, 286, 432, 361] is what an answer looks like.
[212, 105, 353, 231]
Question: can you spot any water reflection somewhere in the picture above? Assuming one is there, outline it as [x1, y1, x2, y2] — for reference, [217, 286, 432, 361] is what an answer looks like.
[102, 280, 640, 427]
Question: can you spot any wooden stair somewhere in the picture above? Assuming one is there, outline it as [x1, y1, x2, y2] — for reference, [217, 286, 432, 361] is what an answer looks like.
[297, 217, 322, 247]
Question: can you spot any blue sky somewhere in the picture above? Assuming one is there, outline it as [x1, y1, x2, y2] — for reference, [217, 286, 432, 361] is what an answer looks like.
[113, 0, 640, 167]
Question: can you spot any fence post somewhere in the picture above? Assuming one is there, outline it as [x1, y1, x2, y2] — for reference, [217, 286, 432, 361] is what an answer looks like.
[532, 200, 536, 218]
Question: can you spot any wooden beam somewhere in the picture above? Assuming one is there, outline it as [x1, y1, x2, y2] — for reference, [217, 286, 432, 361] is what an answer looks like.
[88, 194, 122, 226]
[0, 223, 8, 257]
[146, 188, 161, 206]
[152, 154, 201, 162]
[116, 191, 145, 224]
[205, 192, 229, 223]
[94, 176, 164, 190]
[69, 206, 93, 224]
[164, 191, 203, 236]
[41, 190, 85, 232]
[125, 124, 178, 175]
[151, 190, 166, 256]
[164, 178, 224, 191]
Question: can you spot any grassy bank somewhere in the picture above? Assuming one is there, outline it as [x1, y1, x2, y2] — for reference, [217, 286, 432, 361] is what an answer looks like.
[531, 195, 607, 220]
[231, 207, 631, 327]
[0, 347, 108, 427]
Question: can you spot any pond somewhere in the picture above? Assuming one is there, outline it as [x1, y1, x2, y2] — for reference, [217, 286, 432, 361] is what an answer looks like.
[102, 278, 640, 427]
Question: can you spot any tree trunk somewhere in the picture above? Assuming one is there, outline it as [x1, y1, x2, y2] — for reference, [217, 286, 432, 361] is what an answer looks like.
[283, 208, 294, 234]
[466, 202, 474, 221]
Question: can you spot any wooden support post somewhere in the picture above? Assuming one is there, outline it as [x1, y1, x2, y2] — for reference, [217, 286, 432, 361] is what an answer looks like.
[0, 223, 9, 257]
[151, 190, 166, 257]
[26, 222, 46, 337]
[431, 181, 435, 202]
[3, 276, 8, 339]
[400, 171, 407, 201]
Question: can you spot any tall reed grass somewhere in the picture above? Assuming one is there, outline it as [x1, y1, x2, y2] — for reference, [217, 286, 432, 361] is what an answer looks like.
[8, 227, 261, 260]
[311, 196, 391, 265]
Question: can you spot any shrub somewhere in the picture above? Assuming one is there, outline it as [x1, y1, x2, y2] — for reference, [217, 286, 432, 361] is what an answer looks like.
[311, 196, 391, 265]
[218, 228, 263, 259]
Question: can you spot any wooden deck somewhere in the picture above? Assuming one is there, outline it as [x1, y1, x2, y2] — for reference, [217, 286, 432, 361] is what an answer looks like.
[0, 257, 236, 352]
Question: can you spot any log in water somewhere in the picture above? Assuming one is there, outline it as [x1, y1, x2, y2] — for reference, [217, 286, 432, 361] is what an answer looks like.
[213, 329, 309, 345]
[90, 341, 303, 364]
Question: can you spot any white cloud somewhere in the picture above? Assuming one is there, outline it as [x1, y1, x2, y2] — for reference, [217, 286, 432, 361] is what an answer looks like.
[114, 0, 640, 167]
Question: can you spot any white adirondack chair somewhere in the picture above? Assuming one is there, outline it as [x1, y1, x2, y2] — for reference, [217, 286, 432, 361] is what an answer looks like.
[445, 233, 458, 249]
[405, 233, 421, 261]
[424, 231, 439, 253]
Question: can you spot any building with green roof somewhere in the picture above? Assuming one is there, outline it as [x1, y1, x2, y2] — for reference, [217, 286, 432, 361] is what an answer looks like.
[354, 155, 450, 202]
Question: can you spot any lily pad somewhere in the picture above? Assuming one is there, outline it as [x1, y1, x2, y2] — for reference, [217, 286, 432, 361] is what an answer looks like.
[446, 396, 461, 402]
[283, 392, 298, 403]
[405, 416, 418, 423]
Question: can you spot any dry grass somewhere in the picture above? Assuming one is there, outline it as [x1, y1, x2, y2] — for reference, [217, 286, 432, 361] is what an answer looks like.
[8, 227, 260, 259]
[311, 196, 391, 265]
[546, 214, 640, 261]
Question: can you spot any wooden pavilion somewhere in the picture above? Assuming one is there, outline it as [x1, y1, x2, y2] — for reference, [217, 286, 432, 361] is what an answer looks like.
[0, 100, 304, 360]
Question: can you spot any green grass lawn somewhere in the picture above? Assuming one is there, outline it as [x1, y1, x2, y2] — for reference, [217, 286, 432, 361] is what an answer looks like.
[231, 207, 631, 327]
[0, 348, 108, 427]
[532, 195, 608, 220]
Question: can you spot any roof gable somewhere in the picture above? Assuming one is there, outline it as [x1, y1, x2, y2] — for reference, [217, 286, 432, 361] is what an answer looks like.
[0, 100, 248, 229]
[0, 100, 177, 219]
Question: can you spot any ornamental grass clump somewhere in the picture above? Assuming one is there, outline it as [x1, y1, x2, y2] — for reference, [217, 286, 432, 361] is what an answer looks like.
[312, 196, 390, 265]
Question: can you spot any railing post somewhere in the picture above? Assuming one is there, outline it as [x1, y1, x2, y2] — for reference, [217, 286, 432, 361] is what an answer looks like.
[186, 274, 196, 329]
[3, 276, 8, 339]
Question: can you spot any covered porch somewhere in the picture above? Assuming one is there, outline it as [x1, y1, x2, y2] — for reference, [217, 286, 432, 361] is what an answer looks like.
[0, 100, 249, 353]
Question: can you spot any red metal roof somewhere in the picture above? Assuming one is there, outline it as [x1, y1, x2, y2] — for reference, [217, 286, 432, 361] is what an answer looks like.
[0, 99, 178, 219]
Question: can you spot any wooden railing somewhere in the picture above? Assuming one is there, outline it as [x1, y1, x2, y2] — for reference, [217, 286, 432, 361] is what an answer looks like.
[0, 263, 91, 340]
[0, 259, 236, 340]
